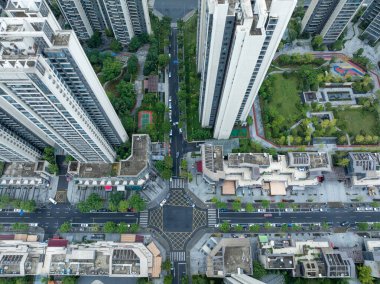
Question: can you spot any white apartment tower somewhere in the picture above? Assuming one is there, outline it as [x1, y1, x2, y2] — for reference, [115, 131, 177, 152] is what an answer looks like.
[0, 0, 128, 162]
[198, 0, 296, 139]
[58, 0, 152, 44]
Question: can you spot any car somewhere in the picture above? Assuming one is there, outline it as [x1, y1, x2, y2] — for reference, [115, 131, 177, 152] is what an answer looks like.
[49, 198, 57, 205]
[214, 224, 219, 228]
[365, 207, 373, 211]
[169, 53, 171, 58]
[13, 209, 21, 212]
[340, 221, 350, 226]
[374, 208, 380, 211]
[192, 204, 196, 208]
[90, 210, 97, 213]
[81, 224, 89, 227]
[257, 209, 266, 212]
[29, 223, 38, 227]
[160, 199, 167, 207]
[298, 167, 306, 172]
[264, 213, 272, 217]
[231, 234, 238, 238]
[169, 98, 172, 103]
[176, 152, 179, 158]
[97, 208, 111, 212]
[169, 72, 171, 78]
[179, 128, 182, 134]
[169, 130, 172, 137]
[285, 208, 293, 212]
[169, 104, 172, 110]
[219, 209, 228, 212]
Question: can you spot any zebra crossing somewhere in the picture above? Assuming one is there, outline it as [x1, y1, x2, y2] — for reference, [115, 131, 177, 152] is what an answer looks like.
[139, 210, 149, 227]
[170, 251, 186, 262]
[170, 178, 185, 189]
[207, 209, 217, 227]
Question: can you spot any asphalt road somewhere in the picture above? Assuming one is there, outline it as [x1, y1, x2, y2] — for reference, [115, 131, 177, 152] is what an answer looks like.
[169, 27, 183, 177]
[0, 204, 139, 239]
[218, 208, 380, 226]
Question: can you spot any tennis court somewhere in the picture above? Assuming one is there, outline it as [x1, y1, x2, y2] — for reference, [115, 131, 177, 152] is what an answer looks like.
[138, 110, 153, 130]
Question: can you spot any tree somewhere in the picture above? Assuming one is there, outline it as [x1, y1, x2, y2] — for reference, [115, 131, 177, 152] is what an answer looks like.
[103, 221, 116, 233]
[277, 202, 286, 210]
[162, 259, 172, 272]
[358, 222, 369, 231]
[281, 224, 288, 232]
[261, 200, 270, 209]
[101, 57, 122, 82]
[232, 199, 242, 211]
[311, 35, 324, 50]
[358, 265, 374, 284]
[234, 224, 243, 232]
[87, 31, 102, 48]
[164, 275, 173, 284]
[128, 36, 142, 52]
[129, 223, 139, 233]
[110, 39, 123, 52]
[104, 28, 114, 37]
[246, 115, 253, 126]
[371, 201, 380, 208]
[337, 158, 350, 167]
[62, 276, 77, 284]
[127, 55, 139, 77]
[246, 203, 254, 213]
[219, 221, 230, 232]
[252, 261, 267, 279]
[117, 222, 129, 233]
[118, 200, 130, 212]
[59, 222, 72, 233]
[108, 192, 124, 211]
[128, 194, 146, 212]
[249, 224, 260, 232]
[158, 54, 170, 67]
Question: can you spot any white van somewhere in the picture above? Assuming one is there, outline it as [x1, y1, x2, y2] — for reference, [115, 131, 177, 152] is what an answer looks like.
[49, 198, 57, 205]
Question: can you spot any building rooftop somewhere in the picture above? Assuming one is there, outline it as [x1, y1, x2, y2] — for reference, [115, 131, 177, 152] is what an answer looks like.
[266, 255, 295, 269]
[2, 162, 40, 178]
[288, 152, 330, 170]
[207, 238, 252, 278]
[119, 135, 150, 177]
[228, 153, 270, 167]
[203, 144, 224, 173]
[349, 152, 380, 173]
[322, 250, 355, 278]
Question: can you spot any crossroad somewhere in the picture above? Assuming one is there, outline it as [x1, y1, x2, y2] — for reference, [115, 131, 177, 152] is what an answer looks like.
[170, 251, 186, 262]
[139, 210, 149, 228]
[207, 209, 217, 227]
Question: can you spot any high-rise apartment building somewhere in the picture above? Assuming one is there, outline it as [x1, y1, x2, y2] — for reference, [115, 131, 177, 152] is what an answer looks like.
[198, 0, 296, 139]
[361, 0, 380, 44]
[301, 0, 363, 43]
[0, 0, 127, 162]
[58, 0, 151, 44]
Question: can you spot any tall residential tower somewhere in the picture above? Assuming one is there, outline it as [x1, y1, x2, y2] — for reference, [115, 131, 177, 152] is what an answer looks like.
[58, 0, 151, 44]
[301, 0, 363, 43]
[0, 0, 127, 162]
[361, 0, 380, 44]
[198, 0, 296, 139]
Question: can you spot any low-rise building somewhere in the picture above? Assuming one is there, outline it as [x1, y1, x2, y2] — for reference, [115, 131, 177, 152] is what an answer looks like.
[258, 238, 355, 279]
[201, 144, 331, 195]
[348, 152, 380, 186]
[224, 274, 266, 284]
[363, 239, 380, 278]
[0, 238, 162, 278]
[68, 134, 151, 190]
[206, 238, 252, 278]
[0, 161, 52, 188]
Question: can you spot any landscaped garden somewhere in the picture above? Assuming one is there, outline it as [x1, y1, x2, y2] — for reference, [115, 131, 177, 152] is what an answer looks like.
[259, 52, 378, 146]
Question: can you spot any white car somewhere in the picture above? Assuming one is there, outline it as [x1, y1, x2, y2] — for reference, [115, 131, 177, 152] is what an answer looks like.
[285, 208, 293, 212]
[257, 208, 266, 212]
[81, 224, 89, 227]
[160, 199, 167, 207]
[29, 223, 38, 227]
[169, 130, 172, 137]
[169, 72, 172, 78]
[365, 207, 373, 211]
[179, 128, 182, 134]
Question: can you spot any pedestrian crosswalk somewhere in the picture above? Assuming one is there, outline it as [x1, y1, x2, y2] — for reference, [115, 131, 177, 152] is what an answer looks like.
[170, 178, 185, 189]
[139, 210, 149, 227]
[207, 209, 217, 227]
[170, 251, 186, 262]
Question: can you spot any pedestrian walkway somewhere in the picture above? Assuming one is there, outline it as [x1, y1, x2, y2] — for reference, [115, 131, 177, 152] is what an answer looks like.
[170, 251, 186, 262]
[207, 209, 217, 227]
[170, 178, 185, 189]
[139, 210, 149, 227]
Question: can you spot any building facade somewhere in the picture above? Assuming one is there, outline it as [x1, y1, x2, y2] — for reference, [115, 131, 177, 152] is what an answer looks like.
[58, 0, 151, 44]
[361, 0, 380, 44]
[0, 0, 127, 163]
[301, 0, 363, 43]
[197, 0, 296, 139]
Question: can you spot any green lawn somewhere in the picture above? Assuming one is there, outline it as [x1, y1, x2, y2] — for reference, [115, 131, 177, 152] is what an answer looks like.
[336, 108, 379, 136]
[270, 73, 301, 120]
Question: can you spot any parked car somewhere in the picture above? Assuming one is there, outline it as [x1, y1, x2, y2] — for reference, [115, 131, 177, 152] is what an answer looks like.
[160, 199, 167, 207]
[285, 208, 293, 212]
[340, 221, 350, 226]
